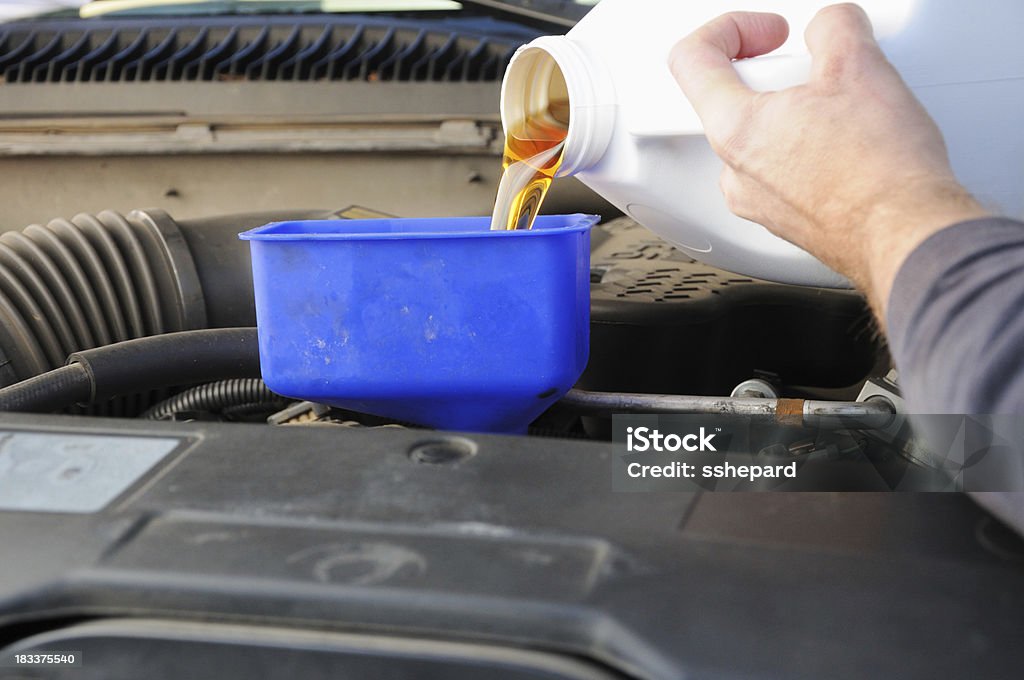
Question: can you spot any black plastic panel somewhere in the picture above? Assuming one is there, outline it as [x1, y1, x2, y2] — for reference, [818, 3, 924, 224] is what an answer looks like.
[0, 414, 1021, 679]
[2, 619, 621, 680]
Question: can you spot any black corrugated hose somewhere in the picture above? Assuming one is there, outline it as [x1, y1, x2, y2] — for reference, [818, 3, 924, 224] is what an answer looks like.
[143, 379, 283, 420]
[0, 328, 260, 414]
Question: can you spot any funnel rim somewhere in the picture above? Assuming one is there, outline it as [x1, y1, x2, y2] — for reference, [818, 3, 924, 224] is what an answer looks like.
[240, 214, 599, 242]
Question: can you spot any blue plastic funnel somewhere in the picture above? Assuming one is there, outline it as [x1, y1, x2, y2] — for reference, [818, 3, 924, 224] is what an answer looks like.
[240, 215, 598, 433]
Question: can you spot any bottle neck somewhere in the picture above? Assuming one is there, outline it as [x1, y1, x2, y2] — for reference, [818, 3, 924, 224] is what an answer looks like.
[501, 35, 616, 177]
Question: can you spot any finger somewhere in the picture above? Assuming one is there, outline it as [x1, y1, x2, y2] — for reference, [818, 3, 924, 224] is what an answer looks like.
[804, 4, 885, 80]
[670, 12, 789, 122]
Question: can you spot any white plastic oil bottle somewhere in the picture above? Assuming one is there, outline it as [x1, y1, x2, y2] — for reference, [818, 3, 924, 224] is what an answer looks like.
[499, 0, 1024, 287]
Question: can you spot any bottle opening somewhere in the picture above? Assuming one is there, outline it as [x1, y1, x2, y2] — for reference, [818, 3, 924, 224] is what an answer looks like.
[502, 47, 571, 146]
[491, 47, 571, 231]
[500, 37, 615, 179]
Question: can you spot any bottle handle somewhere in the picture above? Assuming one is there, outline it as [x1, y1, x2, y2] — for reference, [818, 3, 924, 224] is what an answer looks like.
[733, 52, 813, 93]
[631, 53, 814, 139]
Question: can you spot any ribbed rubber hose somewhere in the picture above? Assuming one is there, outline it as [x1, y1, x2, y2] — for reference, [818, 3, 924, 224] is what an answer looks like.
[0, 329, 260, 413]
[0, 209, 204, 417]
[143, 379, 281, 420]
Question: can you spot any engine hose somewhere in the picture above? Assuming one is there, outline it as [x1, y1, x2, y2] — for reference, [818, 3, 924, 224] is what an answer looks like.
[0, 364, 92, 414]
[0, 207, 352, 413]
[0, 329, 260, 414]
[143, 379, 282, 420]
[0, 209, 208, 416]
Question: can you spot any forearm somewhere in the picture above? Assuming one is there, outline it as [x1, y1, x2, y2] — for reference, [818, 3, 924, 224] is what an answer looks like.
[887, 217, 1024, 414]
[856, 181, 988, 323]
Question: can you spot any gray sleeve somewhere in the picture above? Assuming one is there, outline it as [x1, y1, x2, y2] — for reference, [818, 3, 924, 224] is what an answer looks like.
[886, 217, 1024, 414]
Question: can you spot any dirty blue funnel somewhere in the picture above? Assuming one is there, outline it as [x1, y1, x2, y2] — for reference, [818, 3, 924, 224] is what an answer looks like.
[240, 215, 598, 433]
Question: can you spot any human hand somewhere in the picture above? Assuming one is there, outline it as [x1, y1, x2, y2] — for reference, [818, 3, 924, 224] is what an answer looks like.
[669, 3, 988, 321]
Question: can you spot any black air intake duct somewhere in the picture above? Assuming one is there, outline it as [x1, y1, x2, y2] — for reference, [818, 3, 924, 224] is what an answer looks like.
[0, 207, 335, 412]
[0, 209, 205, 385]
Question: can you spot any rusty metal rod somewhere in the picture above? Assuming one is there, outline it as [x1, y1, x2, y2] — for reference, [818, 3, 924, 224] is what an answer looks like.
[559, 389, 895, 430]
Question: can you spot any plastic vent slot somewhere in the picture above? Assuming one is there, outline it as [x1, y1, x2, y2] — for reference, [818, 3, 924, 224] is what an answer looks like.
[0, 17, 521, 84]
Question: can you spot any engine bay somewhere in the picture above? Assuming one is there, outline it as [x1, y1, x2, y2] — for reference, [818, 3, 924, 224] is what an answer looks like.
[0, 206, 885, 434]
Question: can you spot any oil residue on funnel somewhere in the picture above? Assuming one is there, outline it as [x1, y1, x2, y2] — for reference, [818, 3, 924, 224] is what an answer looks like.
[490, 98, 569, 231]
